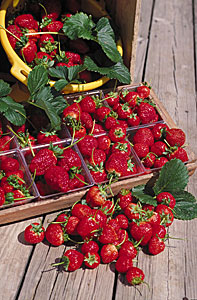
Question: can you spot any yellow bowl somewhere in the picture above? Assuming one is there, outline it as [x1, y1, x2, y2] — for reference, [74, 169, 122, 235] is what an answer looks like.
[0, 0, 123, 94]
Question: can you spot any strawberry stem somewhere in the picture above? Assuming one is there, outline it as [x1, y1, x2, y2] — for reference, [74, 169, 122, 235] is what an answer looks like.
[0, 136, 14, 151]
[74, 174, 89, 186]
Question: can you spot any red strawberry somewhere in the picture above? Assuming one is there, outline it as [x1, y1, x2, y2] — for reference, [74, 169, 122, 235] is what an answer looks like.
[69, 174, 86, 190]
[119, 241, 137, 259]
[81, 112, 93, 130]
[105, 152, 128, 178]
[62, 103, 82, 121]
[152, 123, 169, 140]
[0, 157, 19, 173]
[117, 103, 132, 119]
[99, 224, 118, 244]
[151, 224, 166, 238]
[115, 214, 129, 229]
[58, 249, 84, 271]
[148, 236, 165, 255]
[150, 141, 168, 157]
[137, 84, 151, 98]
[137, 102, 158, 124]
[87, 148, 106, 166]
[115, 255, 133, 273]
[45, 223, 64, 246]
[0, 177, 14, 194]
[71, 203, 92, 220]
[117, 188, 133, 210]
[84, 252, 100, 269]
[7, 25, 22, 49]
[29, 148, 57, 176]
[19, 39, 37, 63]
[97, 135, 111, 151]
[95, 106, 111, 122]
[25, 29, 40, 42]
[111, 141, 131, 157]
[156, 192, 176, 209]
[86, 185, 107, 208]
[133, 127, 154, 147]
[0, 187, 5, 206]
[69, 124, 86, 139]
[65, 51, 82, 65]
[105, 116, 118, 130]
[35, 52, 53, 64]
[142, 152, 156, 168]
[133, 143, 149, 159]
[77, 216, 100, 240]
[91, 208, 108, 228]
[81, 240, 99, 254]
[124, 203, 144, 221]
[37, 131, 61, 145]
[165, 128, 186, 147]
[24, 222, 45, 244]
[61, 215, 80, 235]
[42, 20, 63, 32]
[100, 243, 118, 263]
[122, 90, 139, 108]
[79, 95, 96, 113]
[155, 204, 174, 227]
[44, 165, 69, 192]
[0, 136, 12, 151]
[104, 92, 119, 107]
[108, 219, 121, 233]
[167, 147, 188, 162]
[127, 113, 140, 127]
[101, 200, 115, 216]
[59, 148, 82, 170]
[90, 124, 106, 135]
[154, 157, 169, 168]
[130, 221, 152, 246]
[114, 229, 129, 246]
[78, 135, 98, 157]
[89, 165, 107, 183]
[144, 210, 161, 226]
[14, 14, 37, 30]
[126, 267, 145, 285]
[108, 125, 126, 142]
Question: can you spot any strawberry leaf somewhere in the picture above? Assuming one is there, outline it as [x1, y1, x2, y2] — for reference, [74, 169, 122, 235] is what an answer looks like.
[54, 79, 69, 91]
[63, 12, 95, 40]
[48, 66, 68, 79]
[27, 65, 48, 97]
[68, 65, 86, 81]
[96, 17, 115, 40]
[0, 96, 26, 126]
[132, 185, 157, 206]
[84, 56, 131, 84]
[153, 159, 189, 195]
[0, 79, 11, 97]
[173, 191, 197, 220]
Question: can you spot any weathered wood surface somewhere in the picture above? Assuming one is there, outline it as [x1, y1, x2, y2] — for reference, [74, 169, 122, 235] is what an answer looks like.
[0, 0, 197, 300]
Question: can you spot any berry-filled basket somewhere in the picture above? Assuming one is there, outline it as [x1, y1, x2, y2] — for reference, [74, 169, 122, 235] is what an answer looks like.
[0, 83, 196, 225]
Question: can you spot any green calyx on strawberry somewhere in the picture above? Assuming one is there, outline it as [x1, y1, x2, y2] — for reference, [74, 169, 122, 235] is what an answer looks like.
[15, 34, 29, 49]
[68, 166, 82, 179]
[30, 222, 44, 234]
[87, 161, 104, 173]
[40, 16, 53, 29]
[48, 142, 64, 157]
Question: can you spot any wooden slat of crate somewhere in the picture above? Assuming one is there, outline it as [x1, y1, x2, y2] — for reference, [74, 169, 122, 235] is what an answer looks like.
[0, 84, 196, 225]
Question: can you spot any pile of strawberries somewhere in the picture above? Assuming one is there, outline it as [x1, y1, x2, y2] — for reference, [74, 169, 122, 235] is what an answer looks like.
[5, 0, 96, 82]
[0, 119, 15, 152]
[0, 155, 32, 206]
[24, 184, 177, 286]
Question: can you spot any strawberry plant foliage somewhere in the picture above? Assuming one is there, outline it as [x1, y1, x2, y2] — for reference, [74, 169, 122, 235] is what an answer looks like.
[172, 191, 197, 220]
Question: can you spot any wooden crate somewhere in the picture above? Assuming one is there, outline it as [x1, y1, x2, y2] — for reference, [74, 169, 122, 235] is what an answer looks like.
[0, 84, 196, 225]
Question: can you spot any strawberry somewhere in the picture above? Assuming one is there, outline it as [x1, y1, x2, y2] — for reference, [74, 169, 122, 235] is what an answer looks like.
[58, 148, 82, 170]
[97, 135, 111, 151]
[167, 147, 188, 162]
[152, 123, 169, 140]
[126, 267, 145, 285]
[91, 208, 108, 228]
[44, 165, 69, 192]
[79, 95, 96, 113]
[144, 210, 161, 226]
[133, 127, 154, 147]
[7, 25, 22, 49]
[18, 38, 37, 63]
[99, 224, 119, 244]
[105, 116, 119, 130]
[115, 214, 129, 229]
[77, 216, 100, 240]
[155, 204, 174, 227]
[89, 163, 107, 183]
[25, 28, 40, 42]
[37, 131, 61, 145]
[133, 143, 149, 159]
[84, 252, 100, 269]
[165, 128, 186, 147]
[117, 188, 133, 210]
[118, 241, 137, 259]
[151, 224, 166, 238]
[81, 112, 93, 130]
[101, 200, 115, 216]
[104, 92, 119, 107]
[57, 249, 84, 272]
[71, 203, 92, 220]
[64, 215, 80, 235]
[38, 34, 57, 55]
[69, 38, 90, 54]
[95, 106, 111, 122]
[124, 203, 144, 221]
[108, 125, 126, 142]
[100, 243, 118, 263]
[137, 84, 151, 99]
[0, 157, 19, 173]
[86, 185, 107, 208]
[154, 157, 169, 168]
[115, 255, 133, 273]
[111, 141, 131, 157]
[137, 102, 158, 124]
[156, 192, 176, 209]
[64, 51, 83, 65]
[14, 14, 38, 30]
[69, 124, 86, 139]
[122, 91, 139, 108]
[117, 103, 132, 119]
[0, 177, 14, 194]
[41, 19, 63, 33]
[105, 152, 128, 178]
[142, 152, 156, 168]
[62, 103, 82, 121]
[108, 218, 121, 233]
[148, 236, 165, 255]
[69, 174, 86, 190]
[127, 113, 140, 127]
[45, 223, 64, 246]
[29, 148, 57, 176]
[81, 240, 99, 254]
[90, 124, 106, 135]
[114, 229, 129, 246]
[24, 222, 45, 244]
[150, 141, 168, 157]
[129, 221, 152, 246]
[0, 187, 5, 206]
[0, 136, 12, 151]
[78, 135, 98, 157]
[87, 148, 106, 166]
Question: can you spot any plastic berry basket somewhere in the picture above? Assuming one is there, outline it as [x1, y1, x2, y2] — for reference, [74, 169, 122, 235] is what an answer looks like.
[0, 0, 123, 95]
[0, 148, 39, 209]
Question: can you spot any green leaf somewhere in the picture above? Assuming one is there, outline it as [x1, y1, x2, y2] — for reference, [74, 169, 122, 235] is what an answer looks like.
[68, 64, 86, 81]
[132, 185, 157, 206]
[96, 17, 115, 40]
[63, 12, 95, 40]
[33, 86, 61, 130]
[48, 66, 68, 79]
[84, 56, 131, 84]
[153, 159, 189, 195]
[52, 94, 68, 114]
[97, 32, 121, 63]
[54, 79, 69, 91]
[27, 65, 49, 96]
[0, 80, 11, 97]
[0, 96, 26, 126]
[173, 191, 197, 220]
